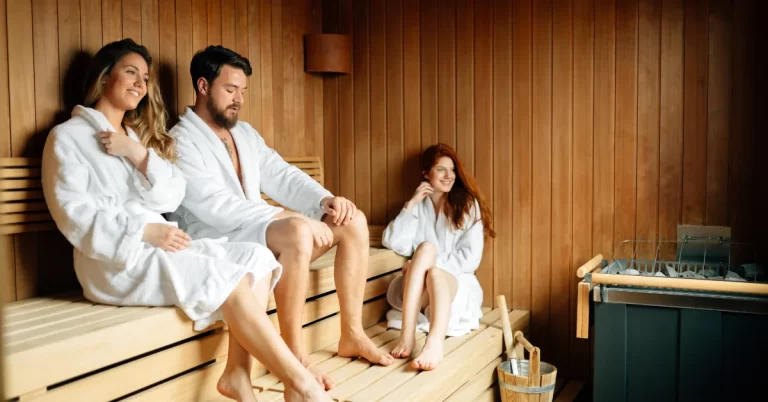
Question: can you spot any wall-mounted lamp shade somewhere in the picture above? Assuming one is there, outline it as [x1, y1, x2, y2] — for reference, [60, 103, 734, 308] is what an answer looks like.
[304, 34, 352, 74]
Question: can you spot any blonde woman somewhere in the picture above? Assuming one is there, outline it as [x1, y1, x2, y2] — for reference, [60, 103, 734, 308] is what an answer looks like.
[41, 39, 330, 402]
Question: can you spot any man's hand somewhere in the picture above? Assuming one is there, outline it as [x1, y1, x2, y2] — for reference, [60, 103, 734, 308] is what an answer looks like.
[321, 196, 358, 226]
[307, 219, 333, 247]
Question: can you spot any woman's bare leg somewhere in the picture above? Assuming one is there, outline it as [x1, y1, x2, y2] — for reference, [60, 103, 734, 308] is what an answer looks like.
[390, 242, 437, 358]
[220, 274, 331, 402]
[411, 268, 458, 371]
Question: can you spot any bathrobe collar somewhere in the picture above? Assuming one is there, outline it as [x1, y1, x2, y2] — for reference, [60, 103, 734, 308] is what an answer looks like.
[73, 105, 142, 177]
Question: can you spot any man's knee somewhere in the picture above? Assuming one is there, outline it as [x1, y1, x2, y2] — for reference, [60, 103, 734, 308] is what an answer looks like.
[334, 210, 368, 243]
[270, 217, 313, 255]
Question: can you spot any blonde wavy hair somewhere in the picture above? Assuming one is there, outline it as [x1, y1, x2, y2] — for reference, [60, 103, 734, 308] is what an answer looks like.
[83, 39, 176, 161]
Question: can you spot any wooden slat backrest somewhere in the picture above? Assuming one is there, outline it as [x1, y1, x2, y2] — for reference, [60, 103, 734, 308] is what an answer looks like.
[0, 158, 55, 235]
[260, 156, 325, 206]
[0, 156, 324, 234]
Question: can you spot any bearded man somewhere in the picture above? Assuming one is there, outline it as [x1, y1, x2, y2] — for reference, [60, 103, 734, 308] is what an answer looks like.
[168, 46, 393, 391]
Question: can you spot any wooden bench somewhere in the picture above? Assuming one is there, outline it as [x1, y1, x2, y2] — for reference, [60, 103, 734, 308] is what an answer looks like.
[1, 156, 407, 401]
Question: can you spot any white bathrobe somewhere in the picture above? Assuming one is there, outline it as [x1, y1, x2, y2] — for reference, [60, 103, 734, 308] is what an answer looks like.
[41, 106, 281, 331]
[382, 198, 485, 336]
[167, 107, 333, 245]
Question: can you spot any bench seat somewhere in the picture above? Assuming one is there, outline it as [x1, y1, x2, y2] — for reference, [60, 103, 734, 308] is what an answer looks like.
[3, 247, 406, 401]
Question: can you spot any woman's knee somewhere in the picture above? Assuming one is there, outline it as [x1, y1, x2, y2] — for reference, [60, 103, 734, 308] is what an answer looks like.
[414, 241, 438, 259]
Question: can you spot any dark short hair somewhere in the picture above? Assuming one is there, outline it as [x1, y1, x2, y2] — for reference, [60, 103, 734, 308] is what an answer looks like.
[190, 45, 252, 94]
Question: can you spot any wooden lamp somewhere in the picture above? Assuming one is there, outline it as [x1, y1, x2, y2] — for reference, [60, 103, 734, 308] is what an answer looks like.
[304, 34, 351, 74]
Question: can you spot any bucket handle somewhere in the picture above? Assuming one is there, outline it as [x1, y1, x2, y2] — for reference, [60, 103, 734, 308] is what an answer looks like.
[514, 331, 541, 383]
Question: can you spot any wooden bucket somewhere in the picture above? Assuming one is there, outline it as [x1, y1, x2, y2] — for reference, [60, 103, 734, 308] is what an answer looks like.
[497, 331, 558, 402]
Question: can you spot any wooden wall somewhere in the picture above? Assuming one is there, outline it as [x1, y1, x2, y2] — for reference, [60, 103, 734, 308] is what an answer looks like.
[320, 0, 765, 380]
[0, 0, 765, 383]
[0, 0, 324, 301]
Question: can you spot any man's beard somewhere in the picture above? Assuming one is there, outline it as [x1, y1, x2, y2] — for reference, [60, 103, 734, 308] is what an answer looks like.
[207, 97, 239, 129]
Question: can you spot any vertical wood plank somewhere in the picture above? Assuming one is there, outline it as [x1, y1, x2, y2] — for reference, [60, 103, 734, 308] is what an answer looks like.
[492, 0, 512, 303]
[0, 0, 10, 157]
[511, 0, 532, 312]
[681, 0, 708, 225]
[191, 0, 207, 57]
[455, 0, 473, 174]
[420, 0, 438, 149]
[473, 0, 493, 308]
[571, 0, 594, 380]
[58, 0, 82, 114]
[221, 0, 235, 49]
[369, 0, 386, 224]
[1, 235, 15, 301]
[593, 0, 615, 258]
[141, 0, 159, 61]
[353, 0, 371, 217]
[259, 0, 274, 146]
[207, 0, 221, 45]
[175, 0, 194, 112]
[270, 0, 284, 151]
[240, 0, 254, 126]
[7, 0, 36, 157]
[386, 0, 403, 221]
[338, 0, 355, 200]
[310, 0, 324, 162]
[437, 0, 456, 148]
[729, 0, 756, 243]
[551, 0, 573, 377]
[81, 0, 102, 54]
[158, 0, 177, 121]
[33, 0, 61, 147]
[321, 0, 338, 196]
[122, 0, 141, 41]
[280, 0, 298, 155]
[531, 0, 552, 340]
[102, 0, 122, 45]
[636, 0, 660, 257]
[402, 0, 421, 219]
[15, 233, 39, 300]
[614, 0, 638, 258]
[705, 0, 731, 226]
[659, 0, 684, 249]
[303, 1, 316, 157]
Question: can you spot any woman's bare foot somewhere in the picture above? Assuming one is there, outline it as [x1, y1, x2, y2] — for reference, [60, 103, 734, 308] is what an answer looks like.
[390, 334, 415, 358]
[298, 354, 334, 390]
[411, 338, 444, 371]
[284, 378, 332, 402]
[339, 329, 395, 365]
[216, 366, 258, 402]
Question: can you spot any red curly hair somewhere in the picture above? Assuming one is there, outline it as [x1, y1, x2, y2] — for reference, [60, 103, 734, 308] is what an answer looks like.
[421, 143, 495, 238]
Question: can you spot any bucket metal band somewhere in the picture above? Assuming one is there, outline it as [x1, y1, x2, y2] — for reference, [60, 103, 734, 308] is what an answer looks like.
[499, 381, 555, 394]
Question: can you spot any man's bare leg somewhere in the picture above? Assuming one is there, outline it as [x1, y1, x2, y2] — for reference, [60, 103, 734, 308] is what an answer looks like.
[320, 212, 394, 366]
[266, 217, 334, 389]
[389, 242, 437, 359]
[220, 275, 331, 402]
[411, 267, 458, 371]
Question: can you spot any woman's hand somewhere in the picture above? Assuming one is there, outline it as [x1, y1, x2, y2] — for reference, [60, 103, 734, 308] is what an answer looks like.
[99, 131, 148, 165]
[406, 182, 434, 211]
[142, 223, 191, 252]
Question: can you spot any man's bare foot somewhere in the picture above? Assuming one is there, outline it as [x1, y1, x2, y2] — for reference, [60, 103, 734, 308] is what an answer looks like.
[216, 366, 257, 402]
[390, 335, 415, 358]
[339, 329, 395, 366]
[411, 338, 443, 371]
[298, 354, 334, 390]
[284, 379, 332, 402]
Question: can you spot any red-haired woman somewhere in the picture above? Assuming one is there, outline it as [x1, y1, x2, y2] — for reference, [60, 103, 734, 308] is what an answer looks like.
[382, 143, 495, 371]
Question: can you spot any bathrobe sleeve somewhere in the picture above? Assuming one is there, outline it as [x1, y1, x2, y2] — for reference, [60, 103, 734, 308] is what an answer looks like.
[174, 136, 282, 233]
[42, 131, 147, 266]
[251, 126, 333, 220]
[381, 207, 420, 257]
[131, 148, 187, 213]
[435, 202, 485, 277]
